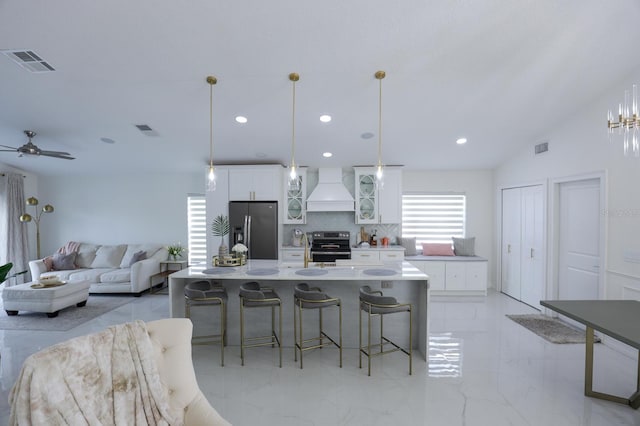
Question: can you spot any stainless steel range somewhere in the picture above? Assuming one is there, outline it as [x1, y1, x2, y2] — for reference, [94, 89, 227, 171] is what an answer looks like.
[310, 231, 351, 263]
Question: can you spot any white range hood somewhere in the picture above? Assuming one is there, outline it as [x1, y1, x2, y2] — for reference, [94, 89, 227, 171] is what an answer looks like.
[306, 168, 355, 212]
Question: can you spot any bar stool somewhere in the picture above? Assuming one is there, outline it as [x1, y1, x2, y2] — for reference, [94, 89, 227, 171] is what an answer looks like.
[239, 281, 282, 367]
[359, 285, 412, 376]
[293, 283, 342, 369]
[184, 280, 227, 366]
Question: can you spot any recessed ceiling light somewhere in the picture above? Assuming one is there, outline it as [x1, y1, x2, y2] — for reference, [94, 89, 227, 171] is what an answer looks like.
[323, 152, 333, 158]
[235, 116, 248, 124]
[320, 115, 332, 123]
[99, 137, 115, 144]
[255, 152, 267, 158]
[456, 138, 467, 145]
[361, 132, 374, 139]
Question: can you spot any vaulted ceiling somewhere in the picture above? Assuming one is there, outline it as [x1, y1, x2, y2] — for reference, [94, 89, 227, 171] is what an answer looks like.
[1, 0, 639, 176]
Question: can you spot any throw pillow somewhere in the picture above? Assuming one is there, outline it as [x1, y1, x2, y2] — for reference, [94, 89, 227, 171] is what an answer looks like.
[52, 252, 77, 270]
[399, 237, 418, 256]
[129, 250, 147, 267]
[422, 243, 455, 256]
[452, 237, 476, 256]
[91, 244, 127, 268]
[75, 244, 100, 268]
[43, 256, 54, 272]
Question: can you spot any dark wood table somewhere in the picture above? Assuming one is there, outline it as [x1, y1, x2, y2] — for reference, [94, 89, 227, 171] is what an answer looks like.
[540, 300, 640, 409]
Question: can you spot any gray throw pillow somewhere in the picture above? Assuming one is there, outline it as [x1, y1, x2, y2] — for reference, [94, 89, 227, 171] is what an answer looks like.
[452, 237, 476, 256]
[129, 250, 147, 267]
[399, 237, 418, 256]
[52, 252, 77, 270]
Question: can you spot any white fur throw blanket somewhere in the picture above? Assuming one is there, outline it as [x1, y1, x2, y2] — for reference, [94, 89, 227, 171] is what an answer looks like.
[9, 321, 182, 425]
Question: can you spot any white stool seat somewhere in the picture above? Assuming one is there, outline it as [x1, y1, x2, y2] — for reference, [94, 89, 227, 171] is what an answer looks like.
[2, 280, 90, 317]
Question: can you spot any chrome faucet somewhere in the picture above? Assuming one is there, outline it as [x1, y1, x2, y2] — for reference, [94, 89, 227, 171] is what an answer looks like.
[301, 233, 312, 268]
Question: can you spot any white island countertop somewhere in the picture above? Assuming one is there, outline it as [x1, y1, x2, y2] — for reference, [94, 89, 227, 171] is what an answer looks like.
[170, 259, 427, 281]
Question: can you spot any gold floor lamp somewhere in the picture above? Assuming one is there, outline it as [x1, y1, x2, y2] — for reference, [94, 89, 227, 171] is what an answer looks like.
[19, 197, 54, 259]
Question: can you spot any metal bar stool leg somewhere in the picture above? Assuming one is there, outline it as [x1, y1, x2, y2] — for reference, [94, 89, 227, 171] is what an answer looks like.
[240, 299, 245, 366]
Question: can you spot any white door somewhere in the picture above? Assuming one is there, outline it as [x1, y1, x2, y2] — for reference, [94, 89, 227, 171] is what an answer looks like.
[520, 185, 544, 308]
[501, 188, 522, 299]
[558, 179, 600, 300]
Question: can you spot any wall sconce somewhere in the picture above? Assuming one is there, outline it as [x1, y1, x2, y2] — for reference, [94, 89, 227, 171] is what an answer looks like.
[19, 196, 54, 259]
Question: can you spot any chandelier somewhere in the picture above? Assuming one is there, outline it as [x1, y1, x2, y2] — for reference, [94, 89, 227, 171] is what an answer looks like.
[608, 84, 639, 156]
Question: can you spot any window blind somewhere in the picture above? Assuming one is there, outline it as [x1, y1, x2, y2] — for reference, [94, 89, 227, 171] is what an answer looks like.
[187, 195, 207, 266]
[402, 193, 466, 247]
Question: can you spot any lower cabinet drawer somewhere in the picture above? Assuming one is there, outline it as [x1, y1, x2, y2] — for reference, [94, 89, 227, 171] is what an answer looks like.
[351, 251, 380, 261]
[281, 250, 305, 261]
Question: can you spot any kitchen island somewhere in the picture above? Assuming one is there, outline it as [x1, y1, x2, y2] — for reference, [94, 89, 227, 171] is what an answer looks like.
[168, 260, 430, 358]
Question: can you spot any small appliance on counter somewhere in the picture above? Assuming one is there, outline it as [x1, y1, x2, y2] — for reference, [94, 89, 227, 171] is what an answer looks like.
[292, 228, 304, 247]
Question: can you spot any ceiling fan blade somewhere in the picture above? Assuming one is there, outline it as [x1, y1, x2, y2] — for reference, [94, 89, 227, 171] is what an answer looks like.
[40, 149, 72, 156]
[0, 144, 18, 150]
[0, 149, 19, 152]
[40, 152, 75, 160]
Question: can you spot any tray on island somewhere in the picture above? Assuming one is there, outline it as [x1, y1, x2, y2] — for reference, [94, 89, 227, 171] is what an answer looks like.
[213, 255, 246, 267]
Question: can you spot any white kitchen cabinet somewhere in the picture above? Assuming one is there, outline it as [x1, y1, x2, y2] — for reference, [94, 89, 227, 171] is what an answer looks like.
[351, 251, 379, 262]
[280, 247, 305, 262]
[352, 248, 405, 262]
[283, 167, 307, 224]
[353, 166, 402, 224]
[229, 165, 282, 201]
[409, 258, 487, 295]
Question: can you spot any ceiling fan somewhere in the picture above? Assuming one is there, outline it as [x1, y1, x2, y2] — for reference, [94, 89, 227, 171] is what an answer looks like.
[0, 130, 75, 160]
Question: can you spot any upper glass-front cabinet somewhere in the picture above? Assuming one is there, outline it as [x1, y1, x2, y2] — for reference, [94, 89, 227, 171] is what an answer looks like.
[283, 167, 307, 224]
[355, 170, 378, 224]
[354, 166, 403, 224]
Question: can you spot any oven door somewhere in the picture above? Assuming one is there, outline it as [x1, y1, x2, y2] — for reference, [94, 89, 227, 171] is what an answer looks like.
[311, 251, 351, 262]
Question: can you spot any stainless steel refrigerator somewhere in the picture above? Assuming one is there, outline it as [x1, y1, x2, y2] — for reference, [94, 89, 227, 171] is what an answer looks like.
[229, 201, 278, 259]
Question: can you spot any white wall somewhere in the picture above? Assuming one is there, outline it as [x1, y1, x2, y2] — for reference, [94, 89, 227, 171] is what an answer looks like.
[34, 172, 202, 258]
[494, 74, 640, 300]
[403, 169, 495, 287]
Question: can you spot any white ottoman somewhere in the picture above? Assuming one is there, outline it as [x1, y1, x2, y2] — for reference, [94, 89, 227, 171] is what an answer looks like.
[2, 280, 91, 318]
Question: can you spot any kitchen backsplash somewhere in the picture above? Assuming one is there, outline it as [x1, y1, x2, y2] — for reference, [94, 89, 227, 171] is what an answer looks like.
[283, 213, 399, 248]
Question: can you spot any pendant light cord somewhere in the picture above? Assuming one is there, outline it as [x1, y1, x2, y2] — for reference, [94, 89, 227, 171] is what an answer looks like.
[291, 78, 296, 165]
[378, 74, 382, 166]
[209, 80, 214, 168]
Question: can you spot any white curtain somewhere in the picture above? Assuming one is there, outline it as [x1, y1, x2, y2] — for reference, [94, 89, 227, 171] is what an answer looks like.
[0, 173, 29, 286]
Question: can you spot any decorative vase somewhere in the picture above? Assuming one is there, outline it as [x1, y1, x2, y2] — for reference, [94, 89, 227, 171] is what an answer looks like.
[218, 244, 229, 258]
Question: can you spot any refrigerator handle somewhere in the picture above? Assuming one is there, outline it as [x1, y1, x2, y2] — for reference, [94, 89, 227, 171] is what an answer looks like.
[244, 215, 251, 258]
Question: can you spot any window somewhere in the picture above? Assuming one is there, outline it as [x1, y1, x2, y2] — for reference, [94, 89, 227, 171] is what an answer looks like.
[402, 193, 466, 248]
[187, 194, 207, 266]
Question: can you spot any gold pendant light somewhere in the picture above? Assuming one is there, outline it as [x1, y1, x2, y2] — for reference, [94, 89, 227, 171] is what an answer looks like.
[375, 70, 386, 188]
[206, 75, 217, 192]
[288, 72, 301, 192]
[608, 84, 639, 156]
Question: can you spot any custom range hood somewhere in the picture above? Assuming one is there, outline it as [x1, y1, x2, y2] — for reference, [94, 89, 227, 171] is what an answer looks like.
[306, 168, 355, 212]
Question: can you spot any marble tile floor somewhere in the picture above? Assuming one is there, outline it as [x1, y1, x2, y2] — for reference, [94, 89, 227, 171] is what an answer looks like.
[1, 290, 640, 425]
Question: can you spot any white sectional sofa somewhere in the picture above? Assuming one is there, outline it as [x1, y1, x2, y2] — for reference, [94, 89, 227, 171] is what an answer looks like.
[29, 243, 169, 296]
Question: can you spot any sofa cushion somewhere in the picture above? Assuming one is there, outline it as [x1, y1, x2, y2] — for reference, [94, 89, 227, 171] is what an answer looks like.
[69, 268, 117, 283]
[91, 245, 127, 268]
[100, 268, 131, 284]
[120, 244, 162, 268]
[76, 244, 101, 268]
[52, 253, 76, 270]
[40, 269, 89, 281]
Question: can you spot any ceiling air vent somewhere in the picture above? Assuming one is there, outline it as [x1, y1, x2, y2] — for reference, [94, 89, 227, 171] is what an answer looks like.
[534, 141, 549, 155]
[134, 124, 159, 137]
[1, 50, 55, 73]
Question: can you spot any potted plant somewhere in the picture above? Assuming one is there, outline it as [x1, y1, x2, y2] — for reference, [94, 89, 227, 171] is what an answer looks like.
[211, 214, 230, 259]
[0, 262, 28, 285]
[167, 243, 185, 260]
